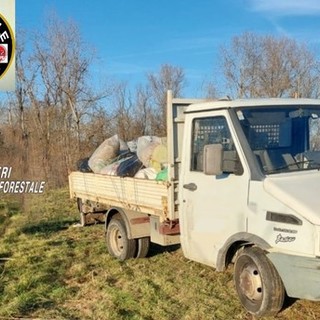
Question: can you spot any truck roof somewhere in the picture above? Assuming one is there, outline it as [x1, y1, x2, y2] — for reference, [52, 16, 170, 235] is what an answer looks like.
[185, 98, 320, 113]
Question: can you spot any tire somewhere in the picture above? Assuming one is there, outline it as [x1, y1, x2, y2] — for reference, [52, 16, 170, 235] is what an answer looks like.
[234, 247, 285, 317]
[77, 198, 82, 211]
[106, 215, 136, 261]
[136, 237, 150, 258]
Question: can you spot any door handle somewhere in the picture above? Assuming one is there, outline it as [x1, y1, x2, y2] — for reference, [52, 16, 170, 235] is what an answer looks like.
[183, 183, 197, 191]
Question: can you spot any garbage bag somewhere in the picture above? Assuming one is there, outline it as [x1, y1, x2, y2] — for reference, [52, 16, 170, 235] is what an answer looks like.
[99, 161, 121, 175]
[134, 167, 158, 179]
[88, 134, 120, 173]
[156, 167, 168, 181]
[76, 157, 92, 173]
[117, 153, 143, 177]
[127, 139, 138, 152]
[99, 152, 131, 175]
[119, 138, 129, 152]
[136, 136, 162, 167]
[150, 143, 167, 172]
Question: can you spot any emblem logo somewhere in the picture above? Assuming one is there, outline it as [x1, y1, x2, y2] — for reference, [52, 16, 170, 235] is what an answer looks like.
[0, 13, 14, 79]
[275, 233, 296, 244]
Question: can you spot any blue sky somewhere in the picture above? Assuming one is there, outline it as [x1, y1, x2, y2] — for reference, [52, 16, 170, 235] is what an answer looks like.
[16, 0, 320, 97]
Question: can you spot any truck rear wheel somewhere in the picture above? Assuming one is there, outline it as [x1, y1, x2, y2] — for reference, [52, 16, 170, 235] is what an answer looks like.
[234, 247, 285, 317]
[136, 237, 150, 258]
[106, 215, 136, 261]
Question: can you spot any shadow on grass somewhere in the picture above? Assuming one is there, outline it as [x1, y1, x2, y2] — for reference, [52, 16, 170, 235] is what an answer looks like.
[17, 298, 56, 316]
[282, 295, 298, 312]
[20, 219, 77, 236]
[148, 243, 181, 257]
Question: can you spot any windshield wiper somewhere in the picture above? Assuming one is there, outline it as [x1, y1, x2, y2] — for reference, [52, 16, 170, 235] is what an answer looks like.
[267, 160, 320, 174]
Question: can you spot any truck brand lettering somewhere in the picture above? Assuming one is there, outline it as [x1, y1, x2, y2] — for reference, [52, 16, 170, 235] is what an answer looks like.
[275, 233, 296, 244]
[274, 227, 297, 234]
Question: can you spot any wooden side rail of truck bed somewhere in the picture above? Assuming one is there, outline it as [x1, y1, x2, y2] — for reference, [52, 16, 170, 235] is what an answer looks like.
[69, 171, 171, 219]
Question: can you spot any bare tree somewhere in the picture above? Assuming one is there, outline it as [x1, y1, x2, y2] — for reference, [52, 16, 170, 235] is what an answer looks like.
[220, 32, 319, 98]
[132, 84, 151, 137]
[82, 106, 113, 151]
[110, 82, 135, 142]
[4, 32, 37, 180]
[2, 14, 109, 188]
[30, 14, 107, 184]
[147, 64, 186, 135]
[201, 80, 219, 99]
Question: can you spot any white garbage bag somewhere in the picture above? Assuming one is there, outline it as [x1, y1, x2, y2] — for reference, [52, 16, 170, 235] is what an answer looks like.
[88, 134, 120, 173]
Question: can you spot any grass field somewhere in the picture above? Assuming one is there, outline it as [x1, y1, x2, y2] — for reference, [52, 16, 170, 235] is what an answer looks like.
[0, 189, 320, 319]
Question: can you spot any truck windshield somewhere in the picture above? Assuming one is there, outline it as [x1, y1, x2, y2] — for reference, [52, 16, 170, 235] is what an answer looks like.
[236, 105, 320, 174]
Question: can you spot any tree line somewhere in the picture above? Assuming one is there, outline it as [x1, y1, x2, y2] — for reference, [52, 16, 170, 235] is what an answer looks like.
[1, 15, 320, 190]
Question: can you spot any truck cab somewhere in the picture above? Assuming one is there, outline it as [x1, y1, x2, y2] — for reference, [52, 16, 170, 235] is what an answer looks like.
[177, 96, 320, 316]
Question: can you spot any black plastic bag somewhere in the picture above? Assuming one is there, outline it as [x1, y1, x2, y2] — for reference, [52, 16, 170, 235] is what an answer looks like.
[116, 154, 143, 177]
[77, 157, 92, 173]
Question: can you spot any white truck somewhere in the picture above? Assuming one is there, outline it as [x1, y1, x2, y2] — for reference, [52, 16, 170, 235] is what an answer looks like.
[69, 91, 320, 317]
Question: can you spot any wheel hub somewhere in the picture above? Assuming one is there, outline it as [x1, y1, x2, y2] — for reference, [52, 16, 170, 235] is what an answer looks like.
[239, 265, 262, 301]
[111, 228, 124, 255]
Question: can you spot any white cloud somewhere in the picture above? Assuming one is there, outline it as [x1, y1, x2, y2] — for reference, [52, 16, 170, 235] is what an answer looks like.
[248, 0, 320, 16]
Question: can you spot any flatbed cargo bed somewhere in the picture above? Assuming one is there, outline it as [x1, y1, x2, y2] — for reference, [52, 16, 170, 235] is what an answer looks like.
[69, 172, 171, 220]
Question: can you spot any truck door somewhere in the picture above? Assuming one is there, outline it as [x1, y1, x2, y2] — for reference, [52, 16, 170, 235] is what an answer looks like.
[180, 111, 249, 267]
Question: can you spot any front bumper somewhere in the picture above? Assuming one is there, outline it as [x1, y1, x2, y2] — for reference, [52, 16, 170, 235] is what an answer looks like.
[268, 252, 320, 301]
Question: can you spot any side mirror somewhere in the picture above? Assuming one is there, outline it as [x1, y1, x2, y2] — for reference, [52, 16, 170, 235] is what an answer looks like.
[203, 144, 223, 175]
[203, 144, 243, 176]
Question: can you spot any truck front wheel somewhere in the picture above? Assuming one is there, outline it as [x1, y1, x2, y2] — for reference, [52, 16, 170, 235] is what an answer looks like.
[234, 247, 285, 317]
[106, 215, 136, 261]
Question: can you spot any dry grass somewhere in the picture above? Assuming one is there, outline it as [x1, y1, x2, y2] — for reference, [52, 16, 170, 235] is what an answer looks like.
[0, 189, 319, 319]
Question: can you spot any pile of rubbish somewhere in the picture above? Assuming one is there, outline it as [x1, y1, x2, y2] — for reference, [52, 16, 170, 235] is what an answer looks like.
[77, 135, 168, 181]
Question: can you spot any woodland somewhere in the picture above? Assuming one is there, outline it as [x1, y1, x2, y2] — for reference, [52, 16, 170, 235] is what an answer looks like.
[1, 15, 320, 191]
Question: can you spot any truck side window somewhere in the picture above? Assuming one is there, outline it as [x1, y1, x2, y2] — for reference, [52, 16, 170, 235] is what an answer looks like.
[191, 116, 235, 171]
